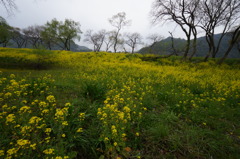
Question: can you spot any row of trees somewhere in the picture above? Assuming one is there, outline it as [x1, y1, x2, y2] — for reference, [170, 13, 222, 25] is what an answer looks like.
[151, 0, 240, 63]
[0, 17, 82, 50]
[0, 12, 159, 53]
[84, 12, 144, 53]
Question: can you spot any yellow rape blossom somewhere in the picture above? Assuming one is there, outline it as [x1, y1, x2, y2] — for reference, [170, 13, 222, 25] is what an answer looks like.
[0, 150, 4, 156]
[19, 106, 31, 113]
[118, 112, 124, 120]
[45, 137, 51, 143]
[21, 126, 31, 134]
[6, 114, 16, 125]
[4, 92, 12, 98]
[122, 133, 126, 138]
[65, 103, 71, 107]
[45, 128, 52, 133]
[30, 143, 36, 150]
[46, 95, 56, 103]
[79, 113, 85, 120]
[76, 128, 83, 133]
[17, 139, 30, 146]
[62, 121, 68, 126]
[39, 101, 47, 107]
[43, 148, 55, 155]
[29, 116, 42, 124]
[123, 106, 131, 113]
[54, 108, 68, 120]
[42, 109, 49, 114]
[9, 74, 15, 78]
[7, 148, 18, 156]
[111, 125, 117, 135]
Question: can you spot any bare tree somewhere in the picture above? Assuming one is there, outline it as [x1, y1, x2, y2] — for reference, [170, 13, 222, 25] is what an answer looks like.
[84, 29, 106, 52]
[151, 0, 200, 60]
[147, 33, 164, 54]
[0, 0, 17, 14]
[119, 38, 128, 53]
[198, 0, 240, 61]
[108, 12, 131, 53]
[218, 25, 240, 64]
[11, 27, 27, 48]
[95, 29, 106, 52]
[104, 31, 115, 52]
[23, 25, 44, 48]
[168, 31, 179, 56]
[125, 32, 143, 53]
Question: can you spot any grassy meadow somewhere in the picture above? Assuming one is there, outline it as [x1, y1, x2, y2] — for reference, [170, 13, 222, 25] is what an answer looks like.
[0, 47, 240, 159]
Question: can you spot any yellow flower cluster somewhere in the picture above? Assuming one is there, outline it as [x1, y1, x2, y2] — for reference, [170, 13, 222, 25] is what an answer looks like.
[79, 113, 85, 121]
[46, 95, 56, 103]
[17, 139, 30, 146]
[5, 114, 16, 125]
[43, 148, 55, 154]
[97, 79, 153, 157]
[29, 116, 42, 124]
[0, 73, 85, 159]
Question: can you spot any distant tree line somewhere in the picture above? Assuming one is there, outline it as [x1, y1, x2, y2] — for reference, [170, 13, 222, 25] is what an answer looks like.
[0, 17, 82, 51]
[0, 12, 146, 53]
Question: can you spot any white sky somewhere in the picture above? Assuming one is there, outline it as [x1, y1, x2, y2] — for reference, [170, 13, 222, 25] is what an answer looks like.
[0, 0, 186, 51]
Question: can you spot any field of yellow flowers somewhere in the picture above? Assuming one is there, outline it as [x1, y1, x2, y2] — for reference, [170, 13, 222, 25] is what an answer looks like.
[0, 47, 240, 159]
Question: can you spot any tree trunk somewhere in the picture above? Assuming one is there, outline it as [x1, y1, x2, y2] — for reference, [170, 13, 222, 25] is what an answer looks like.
[204, 34, 214, 61]
[204, 50, 211, 62]
[217, 46, 232, 65]
[113, 38, 117, 53]
[113, 29, 120, 53]
[218, 26, 240, 64]
[183, 36, 191, 60]
[188, 32, 197, 60]
[211, 37, 216, 58]
[131, 46, 135, 53]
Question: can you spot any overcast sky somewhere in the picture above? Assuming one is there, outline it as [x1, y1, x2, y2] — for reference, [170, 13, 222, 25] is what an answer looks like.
[0, 0, 185, 50]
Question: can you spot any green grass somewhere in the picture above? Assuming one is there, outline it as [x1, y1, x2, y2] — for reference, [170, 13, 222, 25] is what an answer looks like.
[0, 47, 240, 158]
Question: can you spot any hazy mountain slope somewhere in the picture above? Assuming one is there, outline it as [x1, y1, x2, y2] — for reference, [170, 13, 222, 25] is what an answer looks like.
[139, 33, 240, 58]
